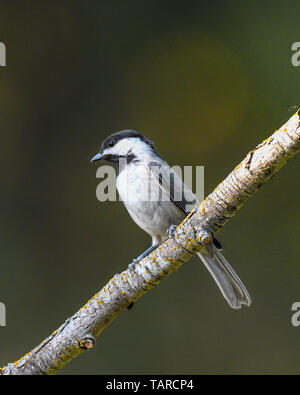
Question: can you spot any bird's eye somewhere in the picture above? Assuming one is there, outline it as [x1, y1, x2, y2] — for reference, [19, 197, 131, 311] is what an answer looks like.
[108, 140, 115, 148]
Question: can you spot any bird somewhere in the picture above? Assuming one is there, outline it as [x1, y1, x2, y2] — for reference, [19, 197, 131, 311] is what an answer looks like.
[91, 130, 251, 309]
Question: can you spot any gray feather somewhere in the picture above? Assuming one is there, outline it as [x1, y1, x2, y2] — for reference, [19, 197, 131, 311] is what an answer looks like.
[198, 244, 251, 309]
[148, 160, 198, 215]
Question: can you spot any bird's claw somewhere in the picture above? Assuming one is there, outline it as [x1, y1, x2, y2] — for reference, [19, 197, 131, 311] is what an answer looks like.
[166, 224, 177, 239]
[128, 258, 139, 270]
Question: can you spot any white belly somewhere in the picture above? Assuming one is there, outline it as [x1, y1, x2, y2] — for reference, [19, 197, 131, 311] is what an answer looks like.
[117, 164, 184, 240]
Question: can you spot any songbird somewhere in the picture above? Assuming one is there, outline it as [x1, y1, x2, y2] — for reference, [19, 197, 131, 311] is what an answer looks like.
[91, 130, 251, 309]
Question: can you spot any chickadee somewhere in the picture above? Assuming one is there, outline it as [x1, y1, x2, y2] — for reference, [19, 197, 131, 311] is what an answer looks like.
[91, 130, 251, 309]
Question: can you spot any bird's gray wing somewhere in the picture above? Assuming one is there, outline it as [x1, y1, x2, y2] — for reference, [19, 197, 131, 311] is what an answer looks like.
[147, 160, 199, 215]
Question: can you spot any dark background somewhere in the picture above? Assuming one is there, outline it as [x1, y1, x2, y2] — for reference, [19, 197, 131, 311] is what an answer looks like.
[0, 0, 299, 374]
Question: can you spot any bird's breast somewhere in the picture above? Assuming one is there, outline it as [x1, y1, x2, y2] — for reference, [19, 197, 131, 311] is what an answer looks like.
[116, 164, 185, 238]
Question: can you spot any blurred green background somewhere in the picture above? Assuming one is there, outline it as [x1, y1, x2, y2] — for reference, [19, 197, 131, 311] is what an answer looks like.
[0, 0, 299, 375]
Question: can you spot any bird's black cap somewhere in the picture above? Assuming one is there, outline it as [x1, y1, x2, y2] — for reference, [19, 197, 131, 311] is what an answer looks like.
[100, 129, 155, 152]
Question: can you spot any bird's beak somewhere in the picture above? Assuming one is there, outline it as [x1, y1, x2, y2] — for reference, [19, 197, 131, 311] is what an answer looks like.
[90, 152, 105, 162]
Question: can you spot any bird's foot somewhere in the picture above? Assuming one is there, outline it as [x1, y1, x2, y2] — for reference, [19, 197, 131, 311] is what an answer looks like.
[128, 258, 140, 270]
[166, 224, 177, 239]
[128, 244, 159, 270]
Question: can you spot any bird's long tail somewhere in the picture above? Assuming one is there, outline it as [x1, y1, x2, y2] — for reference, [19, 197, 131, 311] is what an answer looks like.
[197, 243, 251, 309]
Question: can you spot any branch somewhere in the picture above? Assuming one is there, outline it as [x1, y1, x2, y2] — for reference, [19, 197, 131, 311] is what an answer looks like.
[2, 110, 300, 375]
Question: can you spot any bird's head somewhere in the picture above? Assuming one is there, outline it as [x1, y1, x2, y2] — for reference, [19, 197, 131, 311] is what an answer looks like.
[90, 129, 159, 164]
